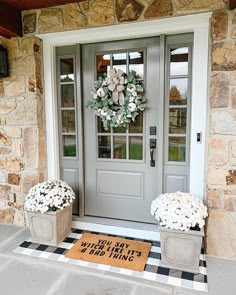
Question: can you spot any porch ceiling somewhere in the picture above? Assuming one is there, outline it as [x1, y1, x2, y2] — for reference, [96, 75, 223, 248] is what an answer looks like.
[0, 0, 82, 38]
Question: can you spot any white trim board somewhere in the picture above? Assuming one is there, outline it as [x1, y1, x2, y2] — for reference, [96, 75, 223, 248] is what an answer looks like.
[72, 221, 160, 241]
[40, 13, 211, 200]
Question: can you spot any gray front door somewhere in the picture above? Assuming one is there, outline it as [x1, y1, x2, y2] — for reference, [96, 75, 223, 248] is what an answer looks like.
[82, 38, 162, 223]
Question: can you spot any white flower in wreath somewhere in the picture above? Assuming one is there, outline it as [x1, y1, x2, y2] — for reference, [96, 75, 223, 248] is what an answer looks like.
[101, 109, 107, 116]
[128, 102, 137, 112]
[129, 96, 134, 102]
[117, 114, 123, 125]
[106, 115, 111, 120]
[92, 93, 98, 99]
[97, 88, 105, 97]
[127, 84, 136, 93]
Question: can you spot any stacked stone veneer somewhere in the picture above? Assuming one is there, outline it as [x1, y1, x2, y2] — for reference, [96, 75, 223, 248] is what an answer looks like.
[0, 37, 46, 226]
[206, 10, 236, 258]
[1, 0, 235, 258]
[22, 0, 224, 35]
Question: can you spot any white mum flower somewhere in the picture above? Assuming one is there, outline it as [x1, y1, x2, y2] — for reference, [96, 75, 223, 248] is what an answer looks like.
[151, 191, 208, 232]
[24, 180, 75, 213]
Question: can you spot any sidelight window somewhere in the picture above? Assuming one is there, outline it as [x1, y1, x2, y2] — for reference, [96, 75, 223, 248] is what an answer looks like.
[167, 46, 191, 163]
[58, 57, 77, 157]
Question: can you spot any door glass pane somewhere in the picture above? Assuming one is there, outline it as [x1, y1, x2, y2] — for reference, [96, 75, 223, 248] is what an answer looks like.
[97, 117, 110, 133]
[129, 51, 144, 79]
[129, 112, 143, 133]
[113, 126, 126, 133]
[97, 55, 111, 78]
[114, 136, 126, 159]
[170, 47, 189, 76]
[60, 58, 74, 82]
[62, 110, 75, 132]
[61, 84, 74, 107]
[169, 78, 188, 105]
[169, 108, 187, 134]
[98, 136, 111, 159]
[63, 135, 76, 157]
[129, 136, 143, 160]
[112, 53, 127, 72]
[168, 136, 186, 162]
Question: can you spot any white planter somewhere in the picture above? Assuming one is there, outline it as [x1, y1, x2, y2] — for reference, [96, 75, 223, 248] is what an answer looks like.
[26, 204, 72, 246]
[159, 226, 204, 274]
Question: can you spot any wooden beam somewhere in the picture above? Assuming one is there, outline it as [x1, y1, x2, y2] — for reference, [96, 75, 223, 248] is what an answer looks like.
[4, 0, 81, 10]
[225, 0, 236, 10]
[0, 2, 22, 38]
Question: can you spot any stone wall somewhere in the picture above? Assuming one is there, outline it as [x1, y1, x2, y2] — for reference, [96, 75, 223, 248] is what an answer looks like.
[22, 0, 224, 36]
[206, 10, 236, 258]
[0, 37, 46, 226]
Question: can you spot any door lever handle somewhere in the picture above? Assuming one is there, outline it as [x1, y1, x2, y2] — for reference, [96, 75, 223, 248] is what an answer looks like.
[150, 148, 155, 167]
[150, 138, 156, 167]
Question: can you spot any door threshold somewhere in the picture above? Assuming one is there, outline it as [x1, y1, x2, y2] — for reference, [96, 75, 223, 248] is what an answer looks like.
[72, 216, 160, 241]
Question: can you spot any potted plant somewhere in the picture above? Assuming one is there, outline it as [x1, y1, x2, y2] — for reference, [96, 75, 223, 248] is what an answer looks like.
[24, 179, 75, 246]
[151, 191, 208, 273]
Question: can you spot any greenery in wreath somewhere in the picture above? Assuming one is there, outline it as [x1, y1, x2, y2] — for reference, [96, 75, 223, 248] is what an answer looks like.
[87, 69, 146, 130]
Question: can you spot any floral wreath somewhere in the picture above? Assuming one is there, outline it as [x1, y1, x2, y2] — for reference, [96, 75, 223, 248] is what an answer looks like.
[87, 69, 146, 130]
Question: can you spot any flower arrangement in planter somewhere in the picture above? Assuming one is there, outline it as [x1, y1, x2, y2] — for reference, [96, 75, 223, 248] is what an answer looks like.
[151, 191, 208, 273]
[151, 191, 208, 232]
[25, 180, 75, 246]
[25, 179, 75, 213]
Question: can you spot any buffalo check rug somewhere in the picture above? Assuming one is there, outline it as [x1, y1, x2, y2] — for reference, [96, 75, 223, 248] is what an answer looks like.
[13, 222, 208, 292]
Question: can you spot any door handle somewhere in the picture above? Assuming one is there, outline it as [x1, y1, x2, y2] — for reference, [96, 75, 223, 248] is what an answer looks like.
[150, 148, 155, 167]
[150, 139, 156, 167]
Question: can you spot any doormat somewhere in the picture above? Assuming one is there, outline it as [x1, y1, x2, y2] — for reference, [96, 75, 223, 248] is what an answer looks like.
[65, 233, 152, 271]
[13, 226, 208, 293]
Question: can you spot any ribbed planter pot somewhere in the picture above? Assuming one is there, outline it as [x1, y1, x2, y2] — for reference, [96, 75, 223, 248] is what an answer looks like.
[26, 204, 72, 246]
[159, 226, 204, 274]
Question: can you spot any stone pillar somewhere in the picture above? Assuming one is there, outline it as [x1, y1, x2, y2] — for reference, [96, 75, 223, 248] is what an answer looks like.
[0, 36, 46, 226]
[206, 10, 236, 258]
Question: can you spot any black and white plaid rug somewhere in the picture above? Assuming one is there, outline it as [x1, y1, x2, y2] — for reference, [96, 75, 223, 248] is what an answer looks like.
[13, 224, 208, 292]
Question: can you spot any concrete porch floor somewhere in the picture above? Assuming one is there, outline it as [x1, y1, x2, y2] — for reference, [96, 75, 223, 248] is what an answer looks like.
[0, 225, 235, 295]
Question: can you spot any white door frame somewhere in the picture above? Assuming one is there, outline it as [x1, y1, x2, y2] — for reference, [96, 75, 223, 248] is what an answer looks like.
[40, 13, 211, 200]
